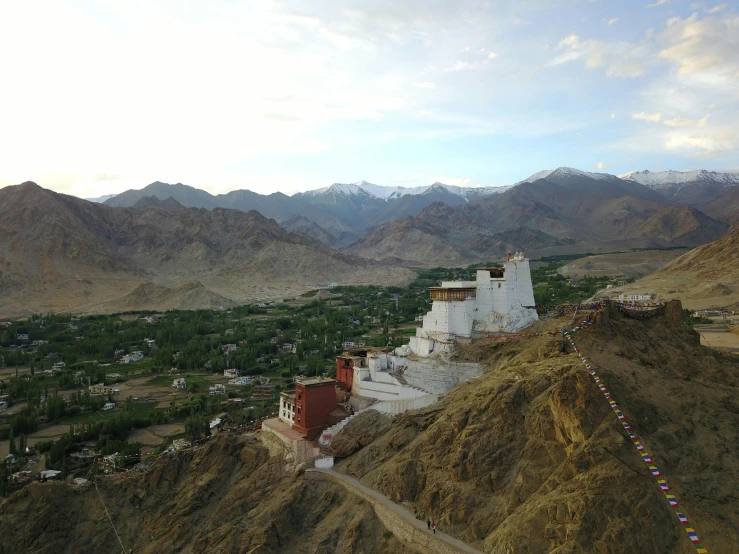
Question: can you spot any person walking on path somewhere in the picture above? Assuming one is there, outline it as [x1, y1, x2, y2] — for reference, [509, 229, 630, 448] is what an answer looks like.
[427, 519, 431, 530]
[432, 522, 436, 535]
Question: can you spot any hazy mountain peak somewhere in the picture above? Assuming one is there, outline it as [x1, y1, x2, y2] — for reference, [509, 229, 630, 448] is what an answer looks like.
[516, 167, 616, 185]
[622, 169, 739, 188]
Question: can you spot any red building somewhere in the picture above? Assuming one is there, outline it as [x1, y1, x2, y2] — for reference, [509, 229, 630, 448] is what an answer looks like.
[291, 377, 338, 439]
[336, 356, 355, 391]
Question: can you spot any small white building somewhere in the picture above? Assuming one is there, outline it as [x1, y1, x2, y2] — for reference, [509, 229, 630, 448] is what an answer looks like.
[341, 341, 355, 349]
[224, 368, 238, 378]
[121, 351, 144, 364]
[102, 402, 116, 411]
[222, 344, 239, 354]
[16, 333, 29, 341]
[279, 392, 296, 425]
[209, 384, 226, 396]
[172, 378, 186, 390]
[228, 376, 252, 386]
[618, 293, 655, 302]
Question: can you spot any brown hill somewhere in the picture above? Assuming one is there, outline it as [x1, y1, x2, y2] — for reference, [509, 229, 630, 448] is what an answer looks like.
[0, 434, 416, 554]
[698, 186, 739, 224]
[335, 302, 739, 553]
[0, 183, 414, 317]
[1, 303, 737, 553]
[609, 223, 739, 310]
[627, 205, 728, 246]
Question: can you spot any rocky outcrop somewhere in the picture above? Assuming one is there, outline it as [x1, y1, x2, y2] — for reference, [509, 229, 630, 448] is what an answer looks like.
[331, 410, 393, 458]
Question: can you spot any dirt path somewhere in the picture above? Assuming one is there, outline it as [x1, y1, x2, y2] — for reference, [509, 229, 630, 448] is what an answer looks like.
[305, 468, 484, 554]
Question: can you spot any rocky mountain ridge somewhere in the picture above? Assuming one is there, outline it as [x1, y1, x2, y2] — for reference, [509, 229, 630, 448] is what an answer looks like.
[0, 182, 414, 318]
[97, 167, 739, 249]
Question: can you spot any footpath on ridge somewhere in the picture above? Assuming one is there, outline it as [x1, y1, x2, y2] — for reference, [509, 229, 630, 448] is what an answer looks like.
[305, 467, 485, 554]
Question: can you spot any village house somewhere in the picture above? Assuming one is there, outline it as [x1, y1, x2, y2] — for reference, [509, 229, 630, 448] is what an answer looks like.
[16, 333, 29, 341]
[209, 384, 226, 396]
[222, 343, 239, 354]
[228, 376, 252, 386]
[89, 383, 114, 395]
[172, 377, 186, 390]
[31, 340, 47, 346]
[140, 316, 157, 324]
[224, 368, 239, 378]
[225, 329, 235, 336]
[144, 339, 157, 350]
[105, 373, 122, 382]
[102, 402, 116, 411]
[120, 351, 144, 364]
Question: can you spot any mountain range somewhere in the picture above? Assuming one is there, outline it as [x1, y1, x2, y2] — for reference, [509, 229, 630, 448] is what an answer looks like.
[348, 168, 733, 263]
[100, 168, 739, 255]
[1, 167, 737, 315]
[0, 183, 414, 318]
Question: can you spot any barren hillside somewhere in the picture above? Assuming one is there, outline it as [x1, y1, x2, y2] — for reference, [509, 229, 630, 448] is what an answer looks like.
[609, 223, 739, 310]
[0, 183, 414, 317]
[1, 302, 737, 553]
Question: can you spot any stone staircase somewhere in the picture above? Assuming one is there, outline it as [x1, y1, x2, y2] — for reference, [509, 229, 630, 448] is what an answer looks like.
[390, 372, 432, 395]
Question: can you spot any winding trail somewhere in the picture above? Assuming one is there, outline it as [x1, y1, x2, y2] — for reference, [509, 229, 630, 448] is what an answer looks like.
[305, 468, 485, 554]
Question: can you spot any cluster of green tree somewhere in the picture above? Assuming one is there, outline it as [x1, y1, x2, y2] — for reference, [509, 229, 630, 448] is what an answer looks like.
[531, 264, 631, 306]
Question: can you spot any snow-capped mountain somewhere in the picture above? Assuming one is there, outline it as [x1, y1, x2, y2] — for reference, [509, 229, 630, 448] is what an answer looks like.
[299, 180, 510, 202]
[621, 169, 739, 205]
[515, 167, 620, 185]
[622, 169, 739, 188]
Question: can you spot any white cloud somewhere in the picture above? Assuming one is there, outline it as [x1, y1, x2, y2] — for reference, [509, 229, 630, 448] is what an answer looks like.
[414, 81, 437, 89]
[663, 114, 710, 126]
[706, 4, 728, 14]
[611, 113, 616, 119]
[488, 51, 498, 59]
[548, 34, 648, 78]
[647, 0, 673, 7]
[633, 112, 662, 122]
[606, 18, 619, 26]
[432, 176, 473, 187]
[595, 161, 608, 169]
[658, 13, 739, 75]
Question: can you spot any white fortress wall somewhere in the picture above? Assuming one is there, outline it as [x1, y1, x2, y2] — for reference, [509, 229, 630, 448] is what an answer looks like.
[370, 394, 439, 414]
[355, 379, 431, 401]
[401, 358, 485, 395]
[418, 298, 476, 339]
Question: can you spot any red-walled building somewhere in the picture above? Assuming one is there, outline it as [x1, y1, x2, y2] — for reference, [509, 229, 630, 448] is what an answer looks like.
[289, 377, 338, 439]
[336, 356, 355, 390]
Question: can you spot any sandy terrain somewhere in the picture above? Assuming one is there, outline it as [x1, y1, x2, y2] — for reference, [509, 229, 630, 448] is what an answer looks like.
[558, 249, 688, 279]
[699, 330, 739, 352]
[129, 423, 185, 446]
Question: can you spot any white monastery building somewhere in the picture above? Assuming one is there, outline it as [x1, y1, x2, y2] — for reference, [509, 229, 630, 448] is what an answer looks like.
[335, 254, 539, 415]
[409, 253, 537, 356]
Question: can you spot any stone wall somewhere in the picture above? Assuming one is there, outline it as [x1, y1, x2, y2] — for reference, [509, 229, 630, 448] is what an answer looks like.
[402, 358, 484, 396]
[370, 394, 439, 415]
[305, 469, 483, 554]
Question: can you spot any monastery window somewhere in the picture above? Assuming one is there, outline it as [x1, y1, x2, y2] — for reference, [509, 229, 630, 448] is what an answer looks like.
[343, 359, 351, 368]
[498, 283, 501, 288]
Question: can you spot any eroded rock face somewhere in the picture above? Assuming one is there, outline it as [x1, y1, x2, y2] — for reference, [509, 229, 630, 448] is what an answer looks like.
[0, 435, 419, 554]
[332, 410, 393, 459]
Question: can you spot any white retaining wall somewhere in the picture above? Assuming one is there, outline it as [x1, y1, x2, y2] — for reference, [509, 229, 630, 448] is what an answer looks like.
[401, 358, 484, 396]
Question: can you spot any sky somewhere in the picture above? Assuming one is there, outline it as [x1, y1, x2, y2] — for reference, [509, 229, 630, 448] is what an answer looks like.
[0, 0, 738, 199]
